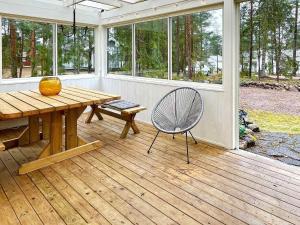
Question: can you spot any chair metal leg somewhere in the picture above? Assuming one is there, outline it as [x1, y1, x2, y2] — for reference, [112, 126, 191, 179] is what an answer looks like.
[148, 131, 160, 154]
[189, 131, 197, 144]
[185, 132, 190, 164]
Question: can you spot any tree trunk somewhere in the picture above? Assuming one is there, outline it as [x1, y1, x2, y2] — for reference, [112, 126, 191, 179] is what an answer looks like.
[30, 31, 36, 76]
[9, 20, 18, 78]
[261, 45, 266, 77]
[248, 0, 254, 78]
[275, 27, 281, 82]
[88, 31, 93, 73]
[185, 15, 193, 79]
[216, 55, 219, 73]
[293, 0, 299, 76]
[241, 53, 244, 72]
[257, 23, 261, 80]
[19, 32, 24, 77]
[176, 17, 180, 76]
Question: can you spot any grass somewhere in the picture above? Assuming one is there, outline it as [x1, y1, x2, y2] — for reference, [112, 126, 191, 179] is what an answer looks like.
[248, 110, 300, 134]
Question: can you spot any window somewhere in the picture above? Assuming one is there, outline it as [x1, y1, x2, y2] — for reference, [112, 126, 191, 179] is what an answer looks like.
[106, 8, 223, 85]
[136, 19, 168, 79]
[107, 25, 132, 75]
[57, 25, 95, 75]
[172, 9, 223, 84]
[1, 18, 53, 79]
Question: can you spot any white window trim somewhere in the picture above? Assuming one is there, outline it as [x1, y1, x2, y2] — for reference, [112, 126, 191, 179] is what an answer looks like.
[105, 73, 224, 92]
[104, 7, 225, 91]
[0, 74, 98, 85]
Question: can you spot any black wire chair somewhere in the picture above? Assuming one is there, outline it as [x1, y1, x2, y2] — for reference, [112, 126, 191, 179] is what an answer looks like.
[147, 87, 204, 164]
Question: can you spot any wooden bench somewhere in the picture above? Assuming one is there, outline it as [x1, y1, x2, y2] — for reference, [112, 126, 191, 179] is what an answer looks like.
[86, 104, 146, 138]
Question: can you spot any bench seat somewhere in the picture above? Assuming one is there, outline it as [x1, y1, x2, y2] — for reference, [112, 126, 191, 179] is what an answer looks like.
[86, 104, 146, 138]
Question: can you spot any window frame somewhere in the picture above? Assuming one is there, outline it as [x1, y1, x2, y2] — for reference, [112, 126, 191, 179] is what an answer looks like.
[105, 5, 225, 88]
[0, 15, 97, 82]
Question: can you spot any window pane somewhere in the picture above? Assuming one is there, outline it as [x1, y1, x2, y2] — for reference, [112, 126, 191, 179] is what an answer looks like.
[107, 25, 132, 75]
[136, 19, 168, 79]
[57, 25, 95, 75]
[172, 9, 223, 84]
[2, 18, 53, 79]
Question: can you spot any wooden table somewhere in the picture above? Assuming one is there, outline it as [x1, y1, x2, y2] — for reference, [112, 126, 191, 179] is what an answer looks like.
[0, 87, 120, 174]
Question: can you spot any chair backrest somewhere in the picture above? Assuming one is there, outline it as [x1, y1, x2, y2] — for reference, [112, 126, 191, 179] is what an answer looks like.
[151, 87, 204, 134]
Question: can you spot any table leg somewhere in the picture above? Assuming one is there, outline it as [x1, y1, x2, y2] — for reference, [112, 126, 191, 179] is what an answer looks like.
[41, 114, 51, 140]
[50, 111, 63, 154]
[66, 107, 86, 150]
[65, 109, 78, 150]
[29, 115, 40, 144]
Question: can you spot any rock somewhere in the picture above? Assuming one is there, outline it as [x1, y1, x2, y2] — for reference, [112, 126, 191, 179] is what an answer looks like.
[245, 128, 254, 135]
[244, 134, 256, 148]
[267, 149, 285, 157]
[290, 86, 298, 92]
[239, 140, 248, 150]
[248, 124, 260, 132]
[279, 158, 300, 166]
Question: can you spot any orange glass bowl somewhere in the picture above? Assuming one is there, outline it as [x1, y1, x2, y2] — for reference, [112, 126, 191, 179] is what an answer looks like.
[39, 76, 62, 96]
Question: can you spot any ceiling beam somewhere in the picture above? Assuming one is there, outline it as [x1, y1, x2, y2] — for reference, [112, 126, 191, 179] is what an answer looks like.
[63, 0, 129, 8]
[0, 0, 100, 25]
[100, 0, 223, 25]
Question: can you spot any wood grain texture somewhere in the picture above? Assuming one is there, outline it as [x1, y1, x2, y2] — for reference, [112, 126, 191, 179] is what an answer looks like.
[0, 93, 38, 117]
[9, 92, 53, 114]
[0, 115, 299, 225]
[0, 88, 120, 120]
[19, 141, 102, 174]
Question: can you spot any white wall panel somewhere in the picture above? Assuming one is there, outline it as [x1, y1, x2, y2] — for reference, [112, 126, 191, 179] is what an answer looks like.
[100, 77, 228, 148]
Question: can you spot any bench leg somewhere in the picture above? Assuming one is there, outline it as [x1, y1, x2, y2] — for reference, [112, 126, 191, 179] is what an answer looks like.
[86, 105, 103, 124]
[95, 110, 104, 121]
[120, 114, 140, 138]
[85, 106, 95, 124]
[131, 121, 140, 134]
[120, 122, 131, 139]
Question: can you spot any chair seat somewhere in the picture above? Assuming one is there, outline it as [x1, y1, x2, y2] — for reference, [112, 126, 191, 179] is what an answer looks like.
[148, 87, 204, 164]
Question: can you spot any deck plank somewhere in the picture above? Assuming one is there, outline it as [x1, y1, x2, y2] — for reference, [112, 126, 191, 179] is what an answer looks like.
[0, 159, 43, 225]
[0, 184, 21, 225]
[0, 114, 299, 225]
[51, 162, 135, 225]
[60, 160, 156, 225]
[78, 124, 295, 225]
[96, 115, 300, 191]
[0, 149, 66, 225]
[10, 145, 88, 225]
[77, 117, 300, 221]
[70, 156, 177, 225]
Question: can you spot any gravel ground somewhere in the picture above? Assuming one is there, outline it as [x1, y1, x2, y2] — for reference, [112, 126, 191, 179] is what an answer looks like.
[240, 87, 300, 166]
[248, 132, 300, 166]
[240, 87, 300, 116]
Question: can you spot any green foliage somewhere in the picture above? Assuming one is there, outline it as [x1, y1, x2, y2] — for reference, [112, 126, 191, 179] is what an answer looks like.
[240, 0, 300, 78]
[1, 18, 53, 78]
[107, 25, 132, 74]
[58, 25, 95, 75]
[136, 19, 168, 79]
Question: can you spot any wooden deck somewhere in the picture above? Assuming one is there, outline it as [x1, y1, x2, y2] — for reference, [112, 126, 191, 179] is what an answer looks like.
[1, 114, 300, 225]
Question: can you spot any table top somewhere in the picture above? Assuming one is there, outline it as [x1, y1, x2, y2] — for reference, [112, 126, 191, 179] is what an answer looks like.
[0, 87, 121, 120]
